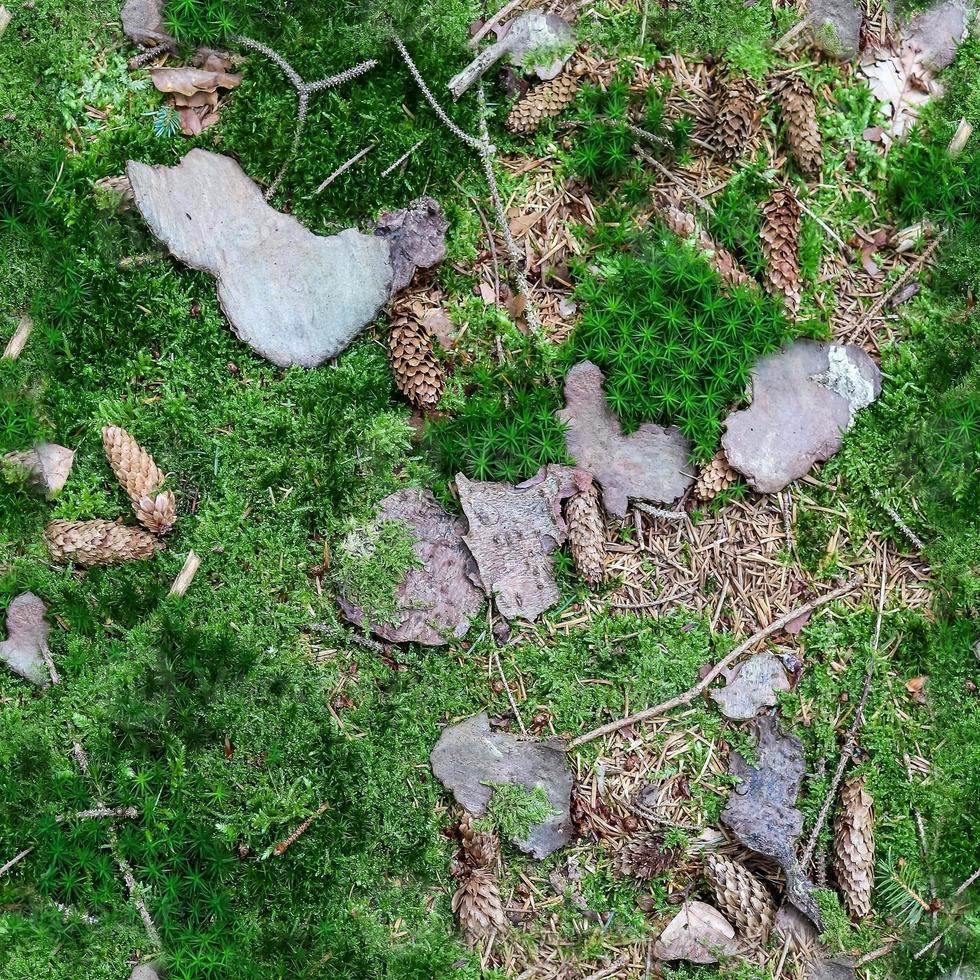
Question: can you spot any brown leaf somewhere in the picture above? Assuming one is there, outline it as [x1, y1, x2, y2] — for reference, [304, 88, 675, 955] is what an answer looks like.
[784, 609, 813, 635]
[862, 126, 885, 142]
[653, 901, 737, 963]
[508, 211, 543, 238]
[177, 105, 204, 137]
[478, 281, 496, 305]
[150, 66, 242, 96]
[905, 675, 927, 703]
[421, 308, 456, 348]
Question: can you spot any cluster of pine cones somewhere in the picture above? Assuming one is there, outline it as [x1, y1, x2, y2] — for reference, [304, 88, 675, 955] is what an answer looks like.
[44, 427, 175, 566]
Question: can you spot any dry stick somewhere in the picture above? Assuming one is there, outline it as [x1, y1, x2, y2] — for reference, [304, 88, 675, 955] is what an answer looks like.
[871, 489, 926, 551]
[773, 931, 793, 980]
[169, 550, 201, 598]
[0, 847, 33, 877]
[955, 864, 980, 897]
[380, 137, 426, 178]
[56, 805, 139, 824]
[315, 144, 374, 194]
[633, 502, 688, 522]
[272, 801, 329, 857]
[800, 556, 887, 870]
[571, 573, 865, 749]
[582, 953, 629, 980]
[453, 175, 501, 301]
[633, 144, 716, 216]
[231, 34, 377, 199]
[3, 314, 33, 360]
[127, 40, 177, 70]
[493, 645, 528, 735]
[468, 0, 523, 48]
[854, 942, 896, 967]
[72, 742, 162, 950]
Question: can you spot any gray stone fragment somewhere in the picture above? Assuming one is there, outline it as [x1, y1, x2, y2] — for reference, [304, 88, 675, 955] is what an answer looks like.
[710, 652, 791, 720]
[722, 341, 881, 493]
[121, 0, 171, 45]
[807, 956, 856, 980]
[809, 0, 863, 60]
[558, 361, 694, 517]
[337, 488, 484, 646]
[430, 712, 573, 858]
[906, 0, 970, 70]
[373, 197, 449, 295]
[128, 149, 392, 368]
[129, 964, 161, 980]
[0, 592, 50, 686]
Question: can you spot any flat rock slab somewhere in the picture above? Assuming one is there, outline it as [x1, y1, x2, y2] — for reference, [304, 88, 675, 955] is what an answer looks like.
[457, 465, 580, 621]
[809, 0, 862, 59]
[128, 149, 392, 367]
[906, 0, 970, 70]
[558, 361, 693, 517]
[0, 592, 50, 686]
[338, 488, 483, 646]
[121, 0, 171, 45]
[722, 341, 881, 493]
[430, 712, 573, 858]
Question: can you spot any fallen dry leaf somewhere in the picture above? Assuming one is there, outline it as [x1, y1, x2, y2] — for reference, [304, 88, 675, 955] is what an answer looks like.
[0, 592, 51, 686]
[3, 443, 75, 497]
[905, 675, 927, 703]
[149, 67, 242, 97]
[653, 901, 737, 963]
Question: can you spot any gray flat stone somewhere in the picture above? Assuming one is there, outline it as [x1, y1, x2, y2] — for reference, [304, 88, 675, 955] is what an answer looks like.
[121, 0, 171, 45]
[0, 592, 50, 686]
[809, 0, 863, 59]
[430, 712, 573, 858]
[337, 488, 484, 646]
[373, 197, 448, 295]
[558, 361, 693, 517]
[722, 341, 881, 493]
[907, 0, 970, 70]
[128, 149, 392, 368]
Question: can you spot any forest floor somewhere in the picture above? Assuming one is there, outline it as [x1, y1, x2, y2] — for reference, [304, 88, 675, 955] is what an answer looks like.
[1, 1, 978, 979]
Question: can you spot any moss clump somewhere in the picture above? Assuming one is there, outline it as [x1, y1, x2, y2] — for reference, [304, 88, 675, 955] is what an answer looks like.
[572, 228, 794, 461]
[332, 518, 422, 626]
[476, 783, 558, 842]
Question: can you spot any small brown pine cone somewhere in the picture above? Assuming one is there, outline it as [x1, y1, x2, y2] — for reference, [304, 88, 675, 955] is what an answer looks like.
[833, 775, 875, 919]
[45, 519, 164, 566]
[452, 868, 505, 945]
[615, 832, 682, 880]
[661, 204, 756, 292]
[101, 425, 175, 533]
[565, 483, 605, 587]
[776, 74, 823, 178]
[695, 450, 739, 501]
[713, 74, 759, 163]
[506, 72, 579, 133]
[760, 185, 802, 316]
[459, 812, 497, 871]
[388, 314, 445, 410]
[704, 853, 776, 943]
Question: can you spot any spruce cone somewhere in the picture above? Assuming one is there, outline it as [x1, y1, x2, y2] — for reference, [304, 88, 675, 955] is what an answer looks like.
[506, 72, 579, 133]
[660, 204, 756, 291]
[459, 812, 497, 871]
[45, 519, 164, 566]
[695, 450, 739, 501]
[713, 74, 759, 163]
[616, 832, 682, 880]
[565, 483, 605, 587]
[704, 852, 776, 943]
[833, 775, 875, 919]
[452, 868, 505, 945]
[388, 314, 445, 410]
[776, 75, 822, 178]
[760, 185, 802, 316]
[101, 425, 175, 534]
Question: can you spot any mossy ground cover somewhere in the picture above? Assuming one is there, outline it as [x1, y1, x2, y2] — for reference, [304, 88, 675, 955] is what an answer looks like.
[1, 0, 978, 978]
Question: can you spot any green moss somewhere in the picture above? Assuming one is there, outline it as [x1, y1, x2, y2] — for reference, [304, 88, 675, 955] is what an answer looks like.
[331, 517, 422, 626]
[476, 783, 558, 842]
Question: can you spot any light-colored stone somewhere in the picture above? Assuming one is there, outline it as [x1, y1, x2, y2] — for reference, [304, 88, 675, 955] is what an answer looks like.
[809, 0, 863, 59]
[128, 149, 393, 367]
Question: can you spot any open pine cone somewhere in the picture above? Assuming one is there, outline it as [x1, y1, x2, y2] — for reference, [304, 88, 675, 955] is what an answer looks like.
[565, 482, 606, 587]
[388, 313, 445, 410]
[833, 775, 875, 919]
[775, 74, 823, 178]
[101, 425, 175, 534]
[704, 852, 776, 943]
[760, 185, 802, 316]
[452, 868, 505, 946]
[713, 74, 759, 163]
[45, 519, 164, 566]
[507, 70, 580, 134]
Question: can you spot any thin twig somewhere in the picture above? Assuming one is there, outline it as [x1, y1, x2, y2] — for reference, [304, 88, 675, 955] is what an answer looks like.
[955, 864, 980, 897]
[56, 805, 139, 824]
[169, 550, 201, 598]
[634, 144, 716, 215]
[380, 137, 426, 178]
[773, 932, 793, 979]
[493, 645, 527, 736]
[3, 315, 33, 360]
[854, 942, 895, 966]
[271, 802, 329, 857]
[315, 144, 374, 194]
[914, 925, 952, 959]
[0, 847, 33, 877]
[571, 574, 865, 748]
[468, 0, 523, 48]
[801, 555, 887, 869]
[582, 953, 629, 980]
[127, 40, 176, 70]
[633, 502, 689, 522]
[871, 489, 926, 550]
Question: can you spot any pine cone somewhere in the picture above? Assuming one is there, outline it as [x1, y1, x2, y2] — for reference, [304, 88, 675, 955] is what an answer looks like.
[776, 74, 822, 178]
[45, 519, 164, 566]
[713, 74, 759, 163]
[101, 425, 175, 534]
[506, 72, 579, 133]
[704, 853, 776, 943]
[388, 314, 445, 410]
[833, 775, 875, 919]
[660, 204, 756, 291]
[760, 185, 802, 316]
[459, 812, 497, 871]
[615, 832, 682, 880]
[565, 483, 605, 587]
[452, 868, 505, 945]
[695, 450, 739, 501]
